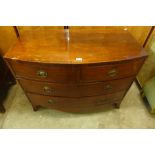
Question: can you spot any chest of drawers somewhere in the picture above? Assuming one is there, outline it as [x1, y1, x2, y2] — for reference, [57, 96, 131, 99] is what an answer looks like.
[4, 29, 147, 113]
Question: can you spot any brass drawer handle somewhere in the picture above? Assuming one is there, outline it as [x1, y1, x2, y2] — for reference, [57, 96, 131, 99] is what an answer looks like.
[108, 69, 118, 77]
[104, 84, 113, 90]
[43, 86, 53, 93]
[37, 70, 48, 78]
[48, 99, 54, 104]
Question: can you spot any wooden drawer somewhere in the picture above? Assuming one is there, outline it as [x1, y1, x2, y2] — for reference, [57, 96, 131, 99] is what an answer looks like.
[80, 59, 144, 82]
[79, 77, 133, 97]
[27, 93, 123, 112]
[19, 77, 133, 97]
[10, 61, 77, 83]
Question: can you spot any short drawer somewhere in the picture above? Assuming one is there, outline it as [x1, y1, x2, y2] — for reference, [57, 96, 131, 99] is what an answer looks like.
[19, 77, 133, 97]
[80, 59, 144, 82]
[27, 93, 123, 112]
[10, 61, 77, 83]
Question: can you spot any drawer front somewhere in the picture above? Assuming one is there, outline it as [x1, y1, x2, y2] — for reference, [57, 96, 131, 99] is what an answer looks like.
[19, 77, 133, 97]
[10, 61, 77, 83]
[80, 59, 144, 82]
[79, 76, 133, 96]
[19, 78, 80, 97]
[27, 93, 123, 112]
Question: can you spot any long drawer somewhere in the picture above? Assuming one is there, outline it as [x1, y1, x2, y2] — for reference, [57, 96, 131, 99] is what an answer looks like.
[27, 92, 123, 112]
[9, 59, 144, 84]
[10, 61, 77, 83]
[80, 59, 144, 82]
[19, 77, 133, 97]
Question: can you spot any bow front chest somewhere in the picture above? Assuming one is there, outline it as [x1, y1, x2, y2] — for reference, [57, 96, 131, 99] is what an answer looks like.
[4, 29, 147, 112]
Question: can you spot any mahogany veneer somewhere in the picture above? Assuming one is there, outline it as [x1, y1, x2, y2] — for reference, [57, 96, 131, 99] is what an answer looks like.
[4, 28, 147, 113]
[18, 77, 133, 97]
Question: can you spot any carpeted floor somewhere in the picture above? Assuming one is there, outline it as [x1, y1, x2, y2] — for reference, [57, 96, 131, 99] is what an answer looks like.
[0, 82, 155, 128]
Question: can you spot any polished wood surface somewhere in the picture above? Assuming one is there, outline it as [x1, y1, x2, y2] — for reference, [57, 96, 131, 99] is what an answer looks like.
[80, 59, 144, 82]
[17, 26, 64, 31]
[125, 26, 152, 46]
[9, 58, 143, 83]
[16, 26, 152, 46]
[4, 28, 147, 112]
[0, 26, 17, 56]
[18, 77, 132, 97]
[16, 26, 64, 36]
[10, 61, 77, 83]
[70, 26, 152, 46]
[5, 29, 147, 64]
[27, 92, 123, 113]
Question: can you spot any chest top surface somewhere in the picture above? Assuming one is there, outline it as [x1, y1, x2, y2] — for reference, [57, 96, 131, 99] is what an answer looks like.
[4, 29, 147, 64]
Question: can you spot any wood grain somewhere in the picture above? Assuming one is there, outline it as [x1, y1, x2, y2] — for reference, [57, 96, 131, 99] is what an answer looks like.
[18, 77, 132, 97]
[4, 28, 147, 112]
[17, 26, 64, 36]
[70, 26, 152, 46]
[4, 29, 147, 64]
[27, 92, 123, 112]
[0, 26, 17, 56]
[10, 61, 78, 83]
[80, 59, 144, 82]
[9, 58, 144, 83]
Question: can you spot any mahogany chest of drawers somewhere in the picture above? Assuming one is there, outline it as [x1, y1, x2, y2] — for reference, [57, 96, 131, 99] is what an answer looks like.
[4, 28, 147, 113]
